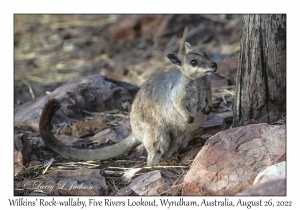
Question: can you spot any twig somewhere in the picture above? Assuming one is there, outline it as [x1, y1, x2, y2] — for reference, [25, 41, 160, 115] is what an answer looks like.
[212, 85, 235, 90]
[106, 180, 115, 195]
[110, 179, 119, 192]
[82, 110, 128, 117]
[224, 89, 235, 96]
[133, 162, 146, 168]
[221, 42, 240, 54]
[50, 18, 117, 30]
[77, 162, 100, 167]
[114, 160, 144, 163]
[28, 83, 35, 99]
[178, 27, 188, 55]
[42, 158, 54, 174]
[107, 165, 189, 170]
[220, 104, 232, 111]
[127, 66, 146, 83]
[57, 166, 80, 170]
[55, 160, 99, 166]
[104, 170, 124, 176]
[14, 53, 36, 61]
[222, 93, 227, 104]
[173, 172, 185, 186]
[21, 80, 35, 99]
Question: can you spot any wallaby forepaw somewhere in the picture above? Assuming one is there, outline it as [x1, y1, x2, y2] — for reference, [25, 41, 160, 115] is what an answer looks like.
[186, 116, 194, 124]
[203, 106, 212, 115]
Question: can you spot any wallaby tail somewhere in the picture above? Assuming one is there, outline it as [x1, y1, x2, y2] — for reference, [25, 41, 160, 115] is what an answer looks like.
[39, 98, 139, 161]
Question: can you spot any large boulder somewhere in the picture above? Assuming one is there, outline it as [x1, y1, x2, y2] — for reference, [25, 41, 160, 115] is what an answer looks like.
[253, 161, 286, 185]
[182, 124, 286, 195]
[237, 178, 286, 196]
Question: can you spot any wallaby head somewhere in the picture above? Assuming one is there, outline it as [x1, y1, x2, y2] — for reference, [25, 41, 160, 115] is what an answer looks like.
[167, 42, 217, 79]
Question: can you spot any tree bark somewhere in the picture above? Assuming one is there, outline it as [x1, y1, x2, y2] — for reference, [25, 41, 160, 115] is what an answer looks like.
[233, 15, 286, 127]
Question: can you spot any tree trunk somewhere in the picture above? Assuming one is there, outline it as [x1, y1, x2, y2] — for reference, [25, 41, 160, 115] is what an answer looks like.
[233, 15, 286, 127]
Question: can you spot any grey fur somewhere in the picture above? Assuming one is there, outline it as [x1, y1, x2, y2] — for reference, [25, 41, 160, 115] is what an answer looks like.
[131, 42, 216, 165]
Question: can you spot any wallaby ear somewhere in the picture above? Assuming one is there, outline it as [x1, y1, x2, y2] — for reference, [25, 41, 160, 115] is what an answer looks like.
[185, 42, 193, 53]
[167, 54, 182, 66]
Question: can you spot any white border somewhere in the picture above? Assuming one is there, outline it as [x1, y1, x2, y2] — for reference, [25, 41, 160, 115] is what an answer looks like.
[2, 0, 298, 208]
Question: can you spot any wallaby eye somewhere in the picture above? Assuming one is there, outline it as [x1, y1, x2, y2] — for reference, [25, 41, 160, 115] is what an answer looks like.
[190, 59, 198, 67]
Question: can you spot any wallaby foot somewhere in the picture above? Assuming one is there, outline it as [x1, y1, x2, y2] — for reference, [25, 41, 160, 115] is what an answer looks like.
[146, 151, 162, 166]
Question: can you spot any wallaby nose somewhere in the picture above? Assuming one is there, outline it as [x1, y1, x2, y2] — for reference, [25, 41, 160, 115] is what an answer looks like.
[211, 62, 217, 69]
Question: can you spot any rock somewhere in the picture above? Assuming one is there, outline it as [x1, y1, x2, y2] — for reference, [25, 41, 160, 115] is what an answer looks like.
[163, 175, 185, 196]
[215, 111, 233, 121]
[116, 170, 176, 196]
[14, 75, 139, 132]
[29, 136, 46, 148]
[14, 133, 32, 176]
[236, 161, 286, 196]
[90, 128, 117, 144]
[253, 161, 286, 185]
[196, 113, 226, 140]
[212, 100, 221, 109]
[16, 167, 109, 196]
[237, 178, 286, 196]
[201, 113, 225, 128]
[180, 147, 202, 165]
[55, 135, 85, 146]
[65, 117, 109, 138]
[182, 124, 286, 195]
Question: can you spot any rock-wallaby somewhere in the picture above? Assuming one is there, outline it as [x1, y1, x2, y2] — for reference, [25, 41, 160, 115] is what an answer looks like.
[39, 42, 217, 166]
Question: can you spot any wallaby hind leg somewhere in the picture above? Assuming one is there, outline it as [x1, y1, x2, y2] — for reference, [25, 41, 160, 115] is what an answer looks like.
[143, 131, 173, 166]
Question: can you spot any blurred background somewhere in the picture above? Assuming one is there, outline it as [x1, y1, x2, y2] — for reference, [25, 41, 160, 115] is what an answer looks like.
[14, 14, 243, 107]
